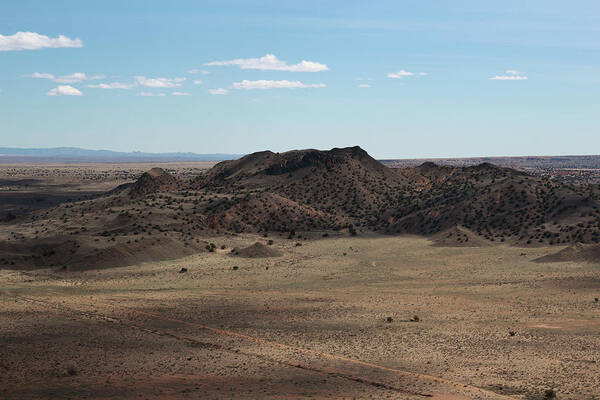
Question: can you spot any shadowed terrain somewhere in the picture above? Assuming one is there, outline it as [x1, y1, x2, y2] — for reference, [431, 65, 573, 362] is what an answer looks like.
[1, 235, 598, 399]
[1, 149, 600, 399]
[1, 147, 599, 270]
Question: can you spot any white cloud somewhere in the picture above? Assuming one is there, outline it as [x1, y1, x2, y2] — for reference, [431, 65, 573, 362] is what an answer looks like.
[490, 70, 528, 80]
[172, 91, 191, 96]
[209, 88, 229, 95]
[25, 72, 104, 83]
[0, 32, 82, 51]
[490, 75, 528, 80]
[135, 76, 185, 88]
[46, 85, 82, 96]
[232, 80, 326, 90]
[139, 92, 166, 97]
[205, 54, 328, 72]
[87, 82, 135, 89]
[25, 72, 55, 79]
[387, 69, 426, 79]
[193, 79, 203, 85]
[388, 70, 413, 78]
[54, 73, 104, 83]
[359, 83, 371, 88]
[188, 69, 211, 75]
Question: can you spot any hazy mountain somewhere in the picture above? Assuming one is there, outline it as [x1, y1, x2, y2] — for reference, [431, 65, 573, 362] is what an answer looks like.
[0, 147, 241, 162]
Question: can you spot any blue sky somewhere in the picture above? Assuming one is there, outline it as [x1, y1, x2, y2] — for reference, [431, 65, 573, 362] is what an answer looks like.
[1, 1, 599, 158]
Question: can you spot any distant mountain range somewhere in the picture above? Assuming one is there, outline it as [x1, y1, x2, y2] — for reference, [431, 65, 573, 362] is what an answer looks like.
[0, 147, 242, 162]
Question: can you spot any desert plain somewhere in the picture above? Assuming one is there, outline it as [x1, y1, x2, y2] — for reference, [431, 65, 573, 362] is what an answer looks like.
[1, 159, 599, 400]
[2, 233, 600, 399]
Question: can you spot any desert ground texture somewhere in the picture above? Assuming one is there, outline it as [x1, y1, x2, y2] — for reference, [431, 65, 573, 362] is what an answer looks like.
[0, 162, 215, 219]
[1, 159, 600, 399]
[2, 233, 599, 399]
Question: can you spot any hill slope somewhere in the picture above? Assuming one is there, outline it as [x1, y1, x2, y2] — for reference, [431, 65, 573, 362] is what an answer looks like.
[194, 147, 600, 245]
[2, 146, 600, 269]
[194, 146, 409, 232]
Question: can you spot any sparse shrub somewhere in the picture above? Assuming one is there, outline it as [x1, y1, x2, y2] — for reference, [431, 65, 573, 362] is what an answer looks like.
[65, 365, 77, 376]
[526, 389, 557, 400]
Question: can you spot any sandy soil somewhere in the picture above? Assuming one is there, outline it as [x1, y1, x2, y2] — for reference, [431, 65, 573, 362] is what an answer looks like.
[1, 235, 599, 399]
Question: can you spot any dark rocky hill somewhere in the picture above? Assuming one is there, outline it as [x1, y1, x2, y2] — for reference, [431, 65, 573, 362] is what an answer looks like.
[130, 168, 180, 197]
[2, 146, 600, 269]
[193, 147, 600, 245]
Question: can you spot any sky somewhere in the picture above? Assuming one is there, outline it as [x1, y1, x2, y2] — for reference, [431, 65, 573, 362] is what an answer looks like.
[1, 1, 599, 158]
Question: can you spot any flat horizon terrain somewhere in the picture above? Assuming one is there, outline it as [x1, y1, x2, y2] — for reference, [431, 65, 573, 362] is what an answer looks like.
[0, 162, 216, 219]
[2, 233, 599, 399]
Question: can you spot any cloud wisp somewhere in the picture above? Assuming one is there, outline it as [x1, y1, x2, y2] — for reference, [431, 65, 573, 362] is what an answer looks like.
[26, 72, 104, 84]
[188, 69, 211, 75]
[139, 92, 166, 97]
[88, 82, 135, 89]
[490, 70, 528, 80]
[0, 32, 82, 51]
[387, 70, 427, 79]
[209, 88, 229, 95]
[171, 91, 191, 96]
[135, 76, 185, 88]
[26, 72, 55, 79]
[46, 85, 82, 96]
[232, 80, 326, 90]
[205, 54, 328, 72]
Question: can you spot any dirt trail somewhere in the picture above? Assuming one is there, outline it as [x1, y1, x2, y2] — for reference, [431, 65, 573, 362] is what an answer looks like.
[9, 293, 518, 400]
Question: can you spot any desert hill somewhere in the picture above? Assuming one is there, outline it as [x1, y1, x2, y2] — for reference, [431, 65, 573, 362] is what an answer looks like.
[231, 242, 282, 258]
[195, 147, 600, 246]
[1, 146, 600, 269]
[195, 146, 403, 188]
[392, 162, 600, 245]
[194, 146, 409, 232]
[0, 234, 207, 270]
[534, 243, 600, 263]
[130, 167, 180, 197]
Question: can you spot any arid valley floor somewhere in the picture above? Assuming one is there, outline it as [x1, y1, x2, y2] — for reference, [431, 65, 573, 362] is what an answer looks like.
[2, 234, 599, 399]
[1, 155, 599, 399]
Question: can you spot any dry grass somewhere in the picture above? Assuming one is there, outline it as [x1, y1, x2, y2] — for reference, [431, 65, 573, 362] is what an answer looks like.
[1, 235, 598, 399]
